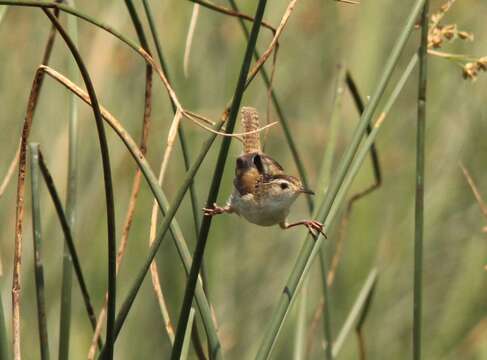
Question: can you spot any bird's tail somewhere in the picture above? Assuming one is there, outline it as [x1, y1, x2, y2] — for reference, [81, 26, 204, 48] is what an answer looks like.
[241, 106, 261, 154]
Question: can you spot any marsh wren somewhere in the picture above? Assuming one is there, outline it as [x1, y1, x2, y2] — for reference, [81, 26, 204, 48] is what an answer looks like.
[203, 107, 325, 237]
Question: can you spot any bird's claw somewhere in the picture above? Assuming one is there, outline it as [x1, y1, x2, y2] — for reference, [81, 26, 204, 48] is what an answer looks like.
[304, 220, 327, 239]
[202, 203, 226, 217]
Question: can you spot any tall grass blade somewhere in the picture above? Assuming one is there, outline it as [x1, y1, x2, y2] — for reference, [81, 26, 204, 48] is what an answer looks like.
[355, 272, 378, 360]
[41, 10, 117, 358]
[0, 275, 8, 360]
[255, 42, 421, 359]
[331, 269, 378, 357]
[142, 0, 202, 241]
[171, 1, 268, 359]
[140, 2, 207, 356]
[293, 279, 307, 360]
[10, 9, 60, 358]
[88, 1, 154, 356]
[180, 308, 196, 360]
[58, 1, 79, 357]
[414, 2, 429, 359]
[35, 65, 220, 359]
[37, 148, 99, 335]
[315, 66, 347, 360]
[29, 143, 50, 360]
[345, 71, 382, 187]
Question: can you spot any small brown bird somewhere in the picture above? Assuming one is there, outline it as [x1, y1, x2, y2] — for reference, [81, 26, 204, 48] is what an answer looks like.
[203, 107, 325, 237]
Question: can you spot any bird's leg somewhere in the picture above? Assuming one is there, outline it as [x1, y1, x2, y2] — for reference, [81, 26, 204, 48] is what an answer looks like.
[203, 203, 233, 217]
[280, 220, 327, 239]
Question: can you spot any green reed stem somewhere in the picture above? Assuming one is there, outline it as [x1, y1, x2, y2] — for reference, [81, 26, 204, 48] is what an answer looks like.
[141, 0, 205, 286]
[36, 148, 99, 338]
[332, 269, 378, 357]
[171, 2, 268, 359]
[316, 66, 348, 360]
[255, 39, 421, 358]
[293, 279, 308, 360]
[345, 71, 382, 187]
[29, 143, 50, 360]
[127, 2, 207, 357]
[41, 9, 117, 358]
[0, 281, 7, 360]
[0, 1, 143, 55]
[41, 58, 218, 355]
[58, 1, 80, 357]
[181, 308, 196, 360]
[355, 271, 378, 360]
[414, 1, 429, 359]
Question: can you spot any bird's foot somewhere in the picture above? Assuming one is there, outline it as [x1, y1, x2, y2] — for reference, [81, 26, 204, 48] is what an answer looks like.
[284, 219, 327, 239]
[202, 203, 230, 217]
[304, 220, 327, 239]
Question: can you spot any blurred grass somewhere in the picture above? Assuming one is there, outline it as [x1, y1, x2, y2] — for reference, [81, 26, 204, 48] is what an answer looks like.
[0, 1, 486, 359]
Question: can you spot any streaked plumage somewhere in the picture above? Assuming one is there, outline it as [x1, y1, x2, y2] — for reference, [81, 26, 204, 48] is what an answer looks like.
[203, 107, 325, 237]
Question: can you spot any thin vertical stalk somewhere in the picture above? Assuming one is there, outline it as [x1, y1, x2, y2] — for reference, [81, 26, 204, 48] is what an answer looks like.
[37, 65, 220, 360]
[345, 71, 382, 187]
[181, 308, 196, 360]
[315, 66, 347, 360]
[255, 51, 420, 360]
[141, 0, 207, 292]
[29, 143, 50, 360]
[41, 10, 117, 359]
[36, 147, 99, 335]
[255, 1, 425, 356]
[293, 279, 307, 360]
[58, 1, 79, 357]
[331, 269, 378, 357]
[355, 273, 378, 360]
[88, 1, 154, 357]
[318, 255, 333, 360]
[414, 1, 429, 359]
[0, 274, 8, 360]
[171, 1, 268, 359]
[141, 0, 202, 247]
[128, 3, 206, 358]
[11, 9, 60, 358]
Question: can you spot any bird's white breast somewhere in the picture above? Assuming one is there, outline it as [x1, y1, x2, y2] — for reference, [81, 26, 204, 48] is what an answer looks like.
[229, 191, 290, 226]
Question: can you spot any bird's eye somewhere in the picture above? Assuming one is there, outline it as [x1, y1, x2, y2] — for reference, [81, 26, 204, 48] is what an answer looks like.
[280, 183, 289, 190]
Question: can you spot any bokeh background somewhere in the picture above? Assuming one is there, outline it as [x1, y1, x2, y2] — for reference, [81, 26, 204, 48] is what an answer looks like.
[0, 0, 486, 359]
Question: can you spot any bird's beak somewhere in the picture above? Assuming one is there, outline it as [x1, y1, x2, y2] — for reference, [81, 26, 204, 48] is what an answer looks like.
[301, 188, 315, 195]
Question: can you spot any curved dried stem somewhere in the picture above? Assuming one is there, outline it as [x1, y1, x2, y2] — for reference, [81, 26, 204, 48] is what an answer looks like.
[147, 138, 183, 347]
[11, 69, 43, 360]
[183, 110, 278, 141]
[10, 11, 60, 353]
[145, 109, 184, 339]
[88, 60, 154, 360]
[38, 64, 219, 355]
[460, 163, 487, 220]
[184, 4, 200, 78]
[188, 0, 276, 36]
[246, 0, 299, 87]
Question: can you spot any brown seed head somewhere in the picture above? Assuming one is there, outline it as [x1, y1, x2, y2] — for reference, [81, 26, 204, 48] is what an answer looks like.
[463, 62, 478, 81]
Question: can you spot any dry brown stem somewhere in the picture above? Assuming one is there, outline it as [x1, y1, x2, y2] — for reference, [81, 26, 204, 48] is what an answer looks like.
[246, 0, 299, 86]
[87, 64, 154, 359]
[11, 15, 60, 358]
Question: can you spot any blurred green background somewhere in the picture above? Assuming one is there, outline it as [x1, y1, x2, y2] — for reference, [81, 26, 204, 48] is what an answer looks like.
[0, 1, 486, 359]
